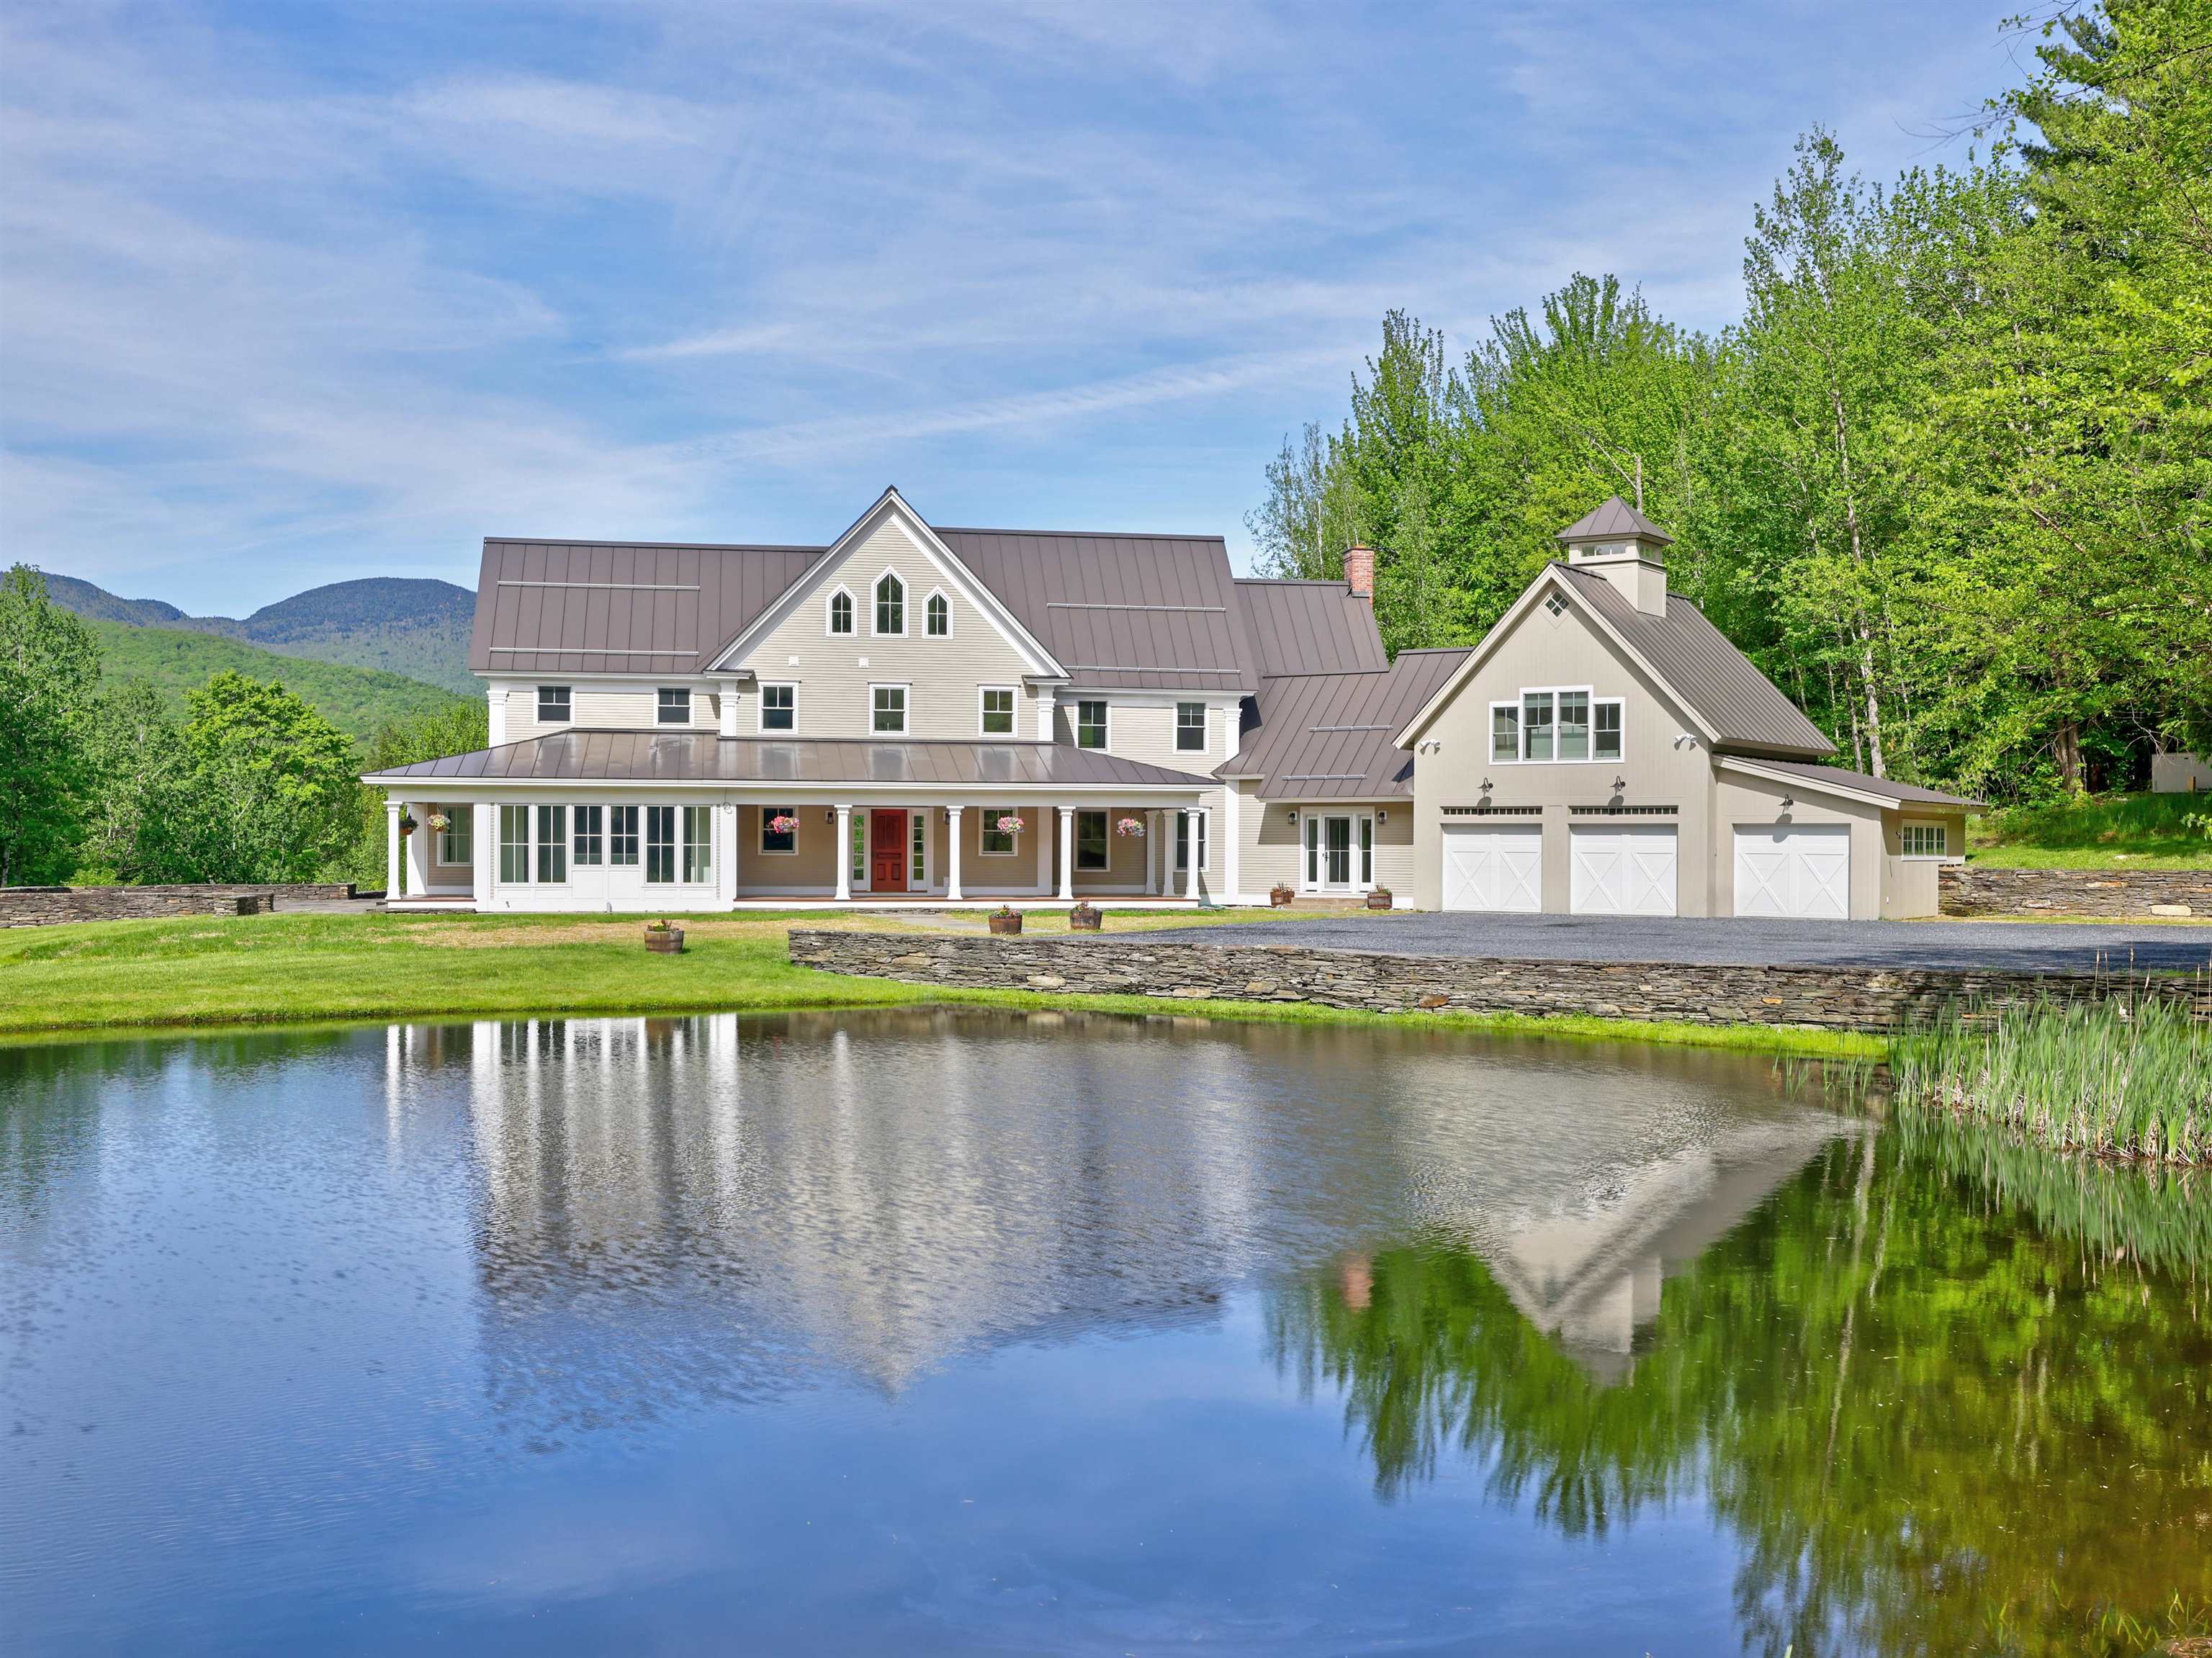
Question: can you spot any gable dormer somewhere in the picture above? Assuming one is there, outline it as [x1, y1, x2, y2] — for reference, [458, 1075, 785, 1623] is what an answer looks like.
[1557, 497, 1671, 617]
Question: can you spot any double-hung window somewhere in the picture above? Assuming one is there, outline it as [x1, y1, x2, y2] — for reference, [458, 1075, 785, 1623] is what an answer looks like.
[609, 806, 639, 865]
[980, 807, 1020, 856]
[1595, 700, 1624, 761]
[1498, 690, 1624, 762]
[1491, 703, 1519, 762]
[760, 684, 795, 731]
[1556, 691, 1590, 760]
[645, 806, 676, 883]
[1075, 809, 1109, 870]
[1076, 700, 1107, 749]
[874, 573, 904, 636]
[534, 805, 567, 883]
[760, 806, 796, 855]
[683, 806, 713, 883]
[436, 807, 472, 867]
[537, 685, 571, 724]
[980, 687, 1016, 736]
[1521, 693, 1555, 761]
[872, 685, 907, 734]
[572, 804, 603, 866]
[500, 803, 530, 883]
[657, 688, 691, 725]
[1175, 701, 1206, 752]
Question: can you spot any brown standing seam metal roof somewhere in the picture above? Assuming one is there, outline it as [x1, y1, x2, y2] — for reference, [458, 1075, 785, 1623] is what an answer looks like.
[367, 732, 1218, 789]
[1233, 580, 1388, 678]
[1727, 758, 1984, 810]
[935, 528, 1258, 693]
[469, 539, 824, 677]
[1554, 565, 1835, 758]
[1219, 647, 1471, 800]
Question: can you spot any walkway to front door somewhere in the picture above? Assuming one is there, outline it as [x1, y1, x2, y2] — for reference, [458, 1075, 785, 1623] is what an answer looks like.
[870, 809, 907, 892]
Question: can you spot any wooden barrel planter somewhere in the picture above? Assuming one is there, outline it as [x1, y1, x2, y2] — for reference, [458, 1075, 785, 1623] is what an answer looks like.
[988, 908, 1024, 936]
[1364, 888, 1394, 911]
[1269, 884, 1295, 907]
[644, 923, 686, 954]
[1069, 902, 1103, 932]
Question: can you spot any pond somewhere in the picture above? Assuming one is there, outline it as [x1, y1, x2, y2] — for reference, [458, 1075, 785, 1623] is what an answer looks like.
[1, 1010, 2206, 1656]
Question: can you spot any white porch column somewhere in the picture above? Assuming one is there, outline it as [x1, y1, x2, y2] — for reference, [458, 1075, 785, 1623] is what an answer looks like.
[945, 806, 964, 901]
[407, 805, 434, 896]
[1147, 810, 1163, 894]
[472, 802, 494, 908]
[385, 801, 403, 899]
[716, 801, 737, 906]
[834, 805, 853, 901]
[1056, 806, 1075, 901]
[1184, 809, 1201, 901]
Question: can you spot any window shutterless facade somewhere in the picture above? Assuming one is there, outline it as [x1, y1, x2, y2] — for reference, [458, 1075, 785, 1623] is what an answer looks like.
[979, 687, 1015, 736]
[1492, 689, 1624, 762]
[645, 806, 676, 883]
[1175, 701, 1206, 752]
[760, 684, 795, 731]
[657, 688, 691, 725]
[683, 806, 713, 883]
[534, 804, 567, 883]
[500, 804, 529, 883]
[1076, 700, 1107, 749]
[609, 806, 639, 865]
[926, 592, 949, 636]
[874, 572, 904, 636]
[1075, 809, 1109, 870]
[436, 807, 471, 866]
[909, 813, 926, 884]
[1901, 822, 1949, 858]
[980, 807, 1020, 856]
[1595, 700, 1623, 761]
[572, 804, 603, 866]
[537, 685, 571, 724]
[872, 685, 907, 734]
[1491, 703, 1519, 762]
[827, 590, 854, 634]
[760, 806, 796, 855]
[1175, 811, 1208, 871]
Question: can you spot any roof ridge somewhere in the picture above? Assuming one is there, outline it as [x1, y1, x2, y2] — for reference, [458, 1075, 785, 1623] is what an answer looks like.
[1235, 577, 1350, 587]
[935, 525, 1225, 543]
[482, 536, 824, 552]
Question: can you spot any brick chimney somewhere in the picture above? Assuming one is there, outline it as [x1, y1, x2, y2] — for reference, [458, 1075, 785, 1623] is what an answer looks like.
[1344, 544, 1375, 600]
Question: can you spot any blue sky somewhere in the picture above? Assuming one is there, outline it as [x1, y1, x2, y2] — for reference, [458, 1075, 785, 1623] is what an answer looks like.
[1, 1, 2026, 615]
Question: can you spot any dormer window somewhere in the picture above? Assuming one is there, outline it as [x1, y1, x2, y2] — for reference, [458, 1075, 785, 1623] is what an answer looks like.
[874, 572, 904, 636]
[926, 592, 949, 636]
[828, 589, 854, 635]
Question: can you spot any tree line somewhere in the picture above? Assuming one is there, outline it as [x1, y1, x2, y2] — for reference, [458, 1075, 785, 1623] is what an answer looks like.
[1249, 1, 2211, 799]
[0, 564, 482, 888]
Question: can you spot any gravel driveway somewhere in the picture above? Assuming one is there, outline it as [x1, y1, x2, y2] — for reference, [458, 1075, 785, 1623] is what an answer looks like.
[1143, 911, 2212, 975]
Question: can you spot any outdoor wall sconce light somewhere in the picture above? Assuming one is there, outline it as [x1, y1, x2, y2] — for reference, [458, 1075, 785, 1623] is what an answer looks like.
[1612, 776, 1627, 792]
[824, 808, 836, 824]
[1287, 808, 1298, 824]
[1377, 809, 1388, 823]
[1781, 794, 1796, 810]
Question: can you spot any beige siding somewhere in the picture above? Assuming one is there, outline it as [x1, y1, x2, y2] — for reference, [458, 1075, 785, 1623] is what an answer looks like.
[1238, 787, 1406, 896]
[497, 680, 719, 741]
[1058, 695, 1229, 772]
[1711, 772, 1885, 919]
[738, 521, 1036, 739]
[732, 802, 839, 894]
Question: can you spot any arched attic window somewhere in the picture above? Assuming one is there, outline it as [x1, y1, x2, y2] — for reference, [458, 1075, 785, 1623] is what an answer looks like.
[827, 588, 854, 634]
[926, 591, 949, 636]
[875, 572, 905, 636]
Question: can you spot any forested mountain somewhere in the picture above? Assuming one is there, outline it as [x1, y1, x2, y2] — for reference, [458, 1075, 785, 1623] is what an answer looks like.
[1249, 0, 2211, 803]
[45, 575, 480, 695]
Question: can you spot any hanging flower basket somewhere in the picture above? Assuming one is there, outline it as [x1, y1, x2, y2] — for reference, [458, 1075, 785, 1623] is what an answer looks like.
[1115, 817, 1145, 837]
[424, 811, 450, 833]
[1069, 901, 1103, 931]
[397, 812, 417, 837]
[994, 814, 1026, 835]
[988, 905, 1024, 936]
[767, 814, 799, 836]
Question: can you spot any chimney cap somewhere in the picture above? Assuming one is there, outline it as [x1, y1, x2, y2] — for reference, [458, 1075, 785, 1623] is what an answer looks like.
[1556, 496, 1673, 547]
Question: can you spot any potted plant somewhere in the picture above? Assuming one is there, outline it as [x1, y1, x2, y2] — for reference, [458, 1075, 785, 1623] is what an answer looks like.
[1365, 886, 1394, 911]
[397, 811, 418, 838]
[987, 905, 1024, 936]
[644, 917, 686, 954]
[1269, 883, 1295, 907]
[1069, 901, 1102, 931]
[994, 813, 1025, 837]
[424, 811, 449, 834]
[1114, 816, 1145, 837]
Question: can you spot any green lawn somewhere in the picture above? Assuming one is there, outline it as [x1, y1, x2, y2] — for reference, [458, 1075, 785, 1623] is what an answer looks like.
[1968, 791, 2212, 870]
[0, 909, 1872, 1060]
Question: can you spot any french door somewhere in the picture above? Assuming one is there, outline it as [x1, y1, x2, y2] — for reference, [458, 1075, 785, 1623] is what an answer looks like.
[1303, 813, 1374, 892]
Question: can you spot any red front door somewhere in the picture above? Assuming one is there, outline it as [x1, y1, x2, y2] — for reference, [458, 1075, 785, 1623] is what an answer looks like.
[870, 810, 907, 893]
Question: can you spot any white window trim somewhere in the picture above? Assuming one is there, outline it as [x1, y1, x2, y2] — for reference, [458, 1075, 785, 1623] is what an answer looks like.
[1298, 810, 1375, 893]
[1074, 808, 1111, 872]
[656, 686, 692, 726]
[824, 585, 856, 637]
[1900, 821, 1955, 861]
[1488, 685, 1624, 764]
[757, 804, 801, 857]
[977, 805, 1025, 858]
[1174, 700, 1208, 756]
[757, 681, 798, 734]
[536, 685, 572, 724]
[532, 803, 572, 888]
[870, 569, 907, 638]
[925, 587, 953, 639]
[908, 808, 930, 888]
[978, 684, 1019, 738]
[1075, 698, 1110, 752]
[869, 681, 911, 735]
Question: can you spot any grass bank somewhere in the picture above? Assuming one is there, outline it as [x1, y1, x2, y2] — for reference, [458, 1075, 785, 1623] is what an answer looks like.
[1889, 994, 2211, 1165]
[1967, 790, 2212, 870]
[0, 909, 1873, 1060]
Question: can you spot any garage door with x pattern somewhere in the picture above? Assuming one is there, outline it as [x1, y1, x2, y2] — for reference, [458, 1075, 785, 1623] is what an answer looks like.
[1439, 822, 1542, 912]
[1733, 824, 1851, 918]
[1569, 824, 1678, 916]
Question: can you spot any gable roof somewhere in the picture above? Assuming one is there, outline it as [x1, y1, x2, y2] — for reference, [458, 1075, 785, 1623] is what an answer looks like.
[1716, 756, 1983, 811]
[936, 526, 1257, 693]
[1234, 579, 1388, 677]
[1220, 647, 1470, 799]
[1557, 496, 1673, 545]
[1395, 562, 1835, 758]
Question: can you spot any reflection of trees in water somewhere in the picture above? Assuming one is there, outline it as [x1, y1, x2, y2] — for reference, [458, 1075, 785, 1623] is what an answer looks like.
[1269, 1132, 2212, 1658]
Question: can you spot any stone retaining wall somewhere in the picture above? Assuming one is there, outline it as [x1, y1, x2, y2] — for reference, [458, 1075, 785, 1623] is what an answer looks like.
[1940, 864, 2212, 918]
[0, 883, 354, 928]
[789, 930, 2211, 1033]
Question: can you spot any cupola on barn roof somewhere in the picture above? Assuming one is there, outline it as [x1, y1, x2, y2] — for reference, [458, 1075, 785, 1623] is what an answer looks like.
[1556, 495, 1673, 547]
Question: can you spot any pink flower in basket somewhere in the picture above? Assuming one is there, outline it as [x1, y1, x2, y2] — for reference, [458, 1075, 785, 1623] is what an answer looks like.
[1115, 816, 1145, 837]
[767, 814, 799, 834]
[995, 814, 1025, 834]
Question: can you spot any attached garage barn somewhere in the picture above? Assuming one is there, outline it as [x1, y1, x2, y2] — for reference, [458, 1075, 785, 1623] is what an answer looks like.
[1732, 824, 1850, 918]
[1569, 824, 1678, 916]
[1440, 821, 1542, 911]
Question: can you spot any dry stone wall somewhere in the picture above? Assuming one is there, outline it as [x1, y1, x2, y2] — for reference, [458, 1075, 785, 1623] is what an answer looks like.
[0, 883, 355, 928]
[790, 930, 2211, 1033]
[1939, 865, 2212, 918]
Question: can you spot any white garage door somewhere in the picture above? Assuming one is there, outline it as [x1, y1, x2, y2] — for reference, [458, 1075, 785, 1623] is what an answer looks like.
[1733, 824, 1851, 918]
[1570, 824, 1678, 916]
[1440, 823, 1542, 912]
